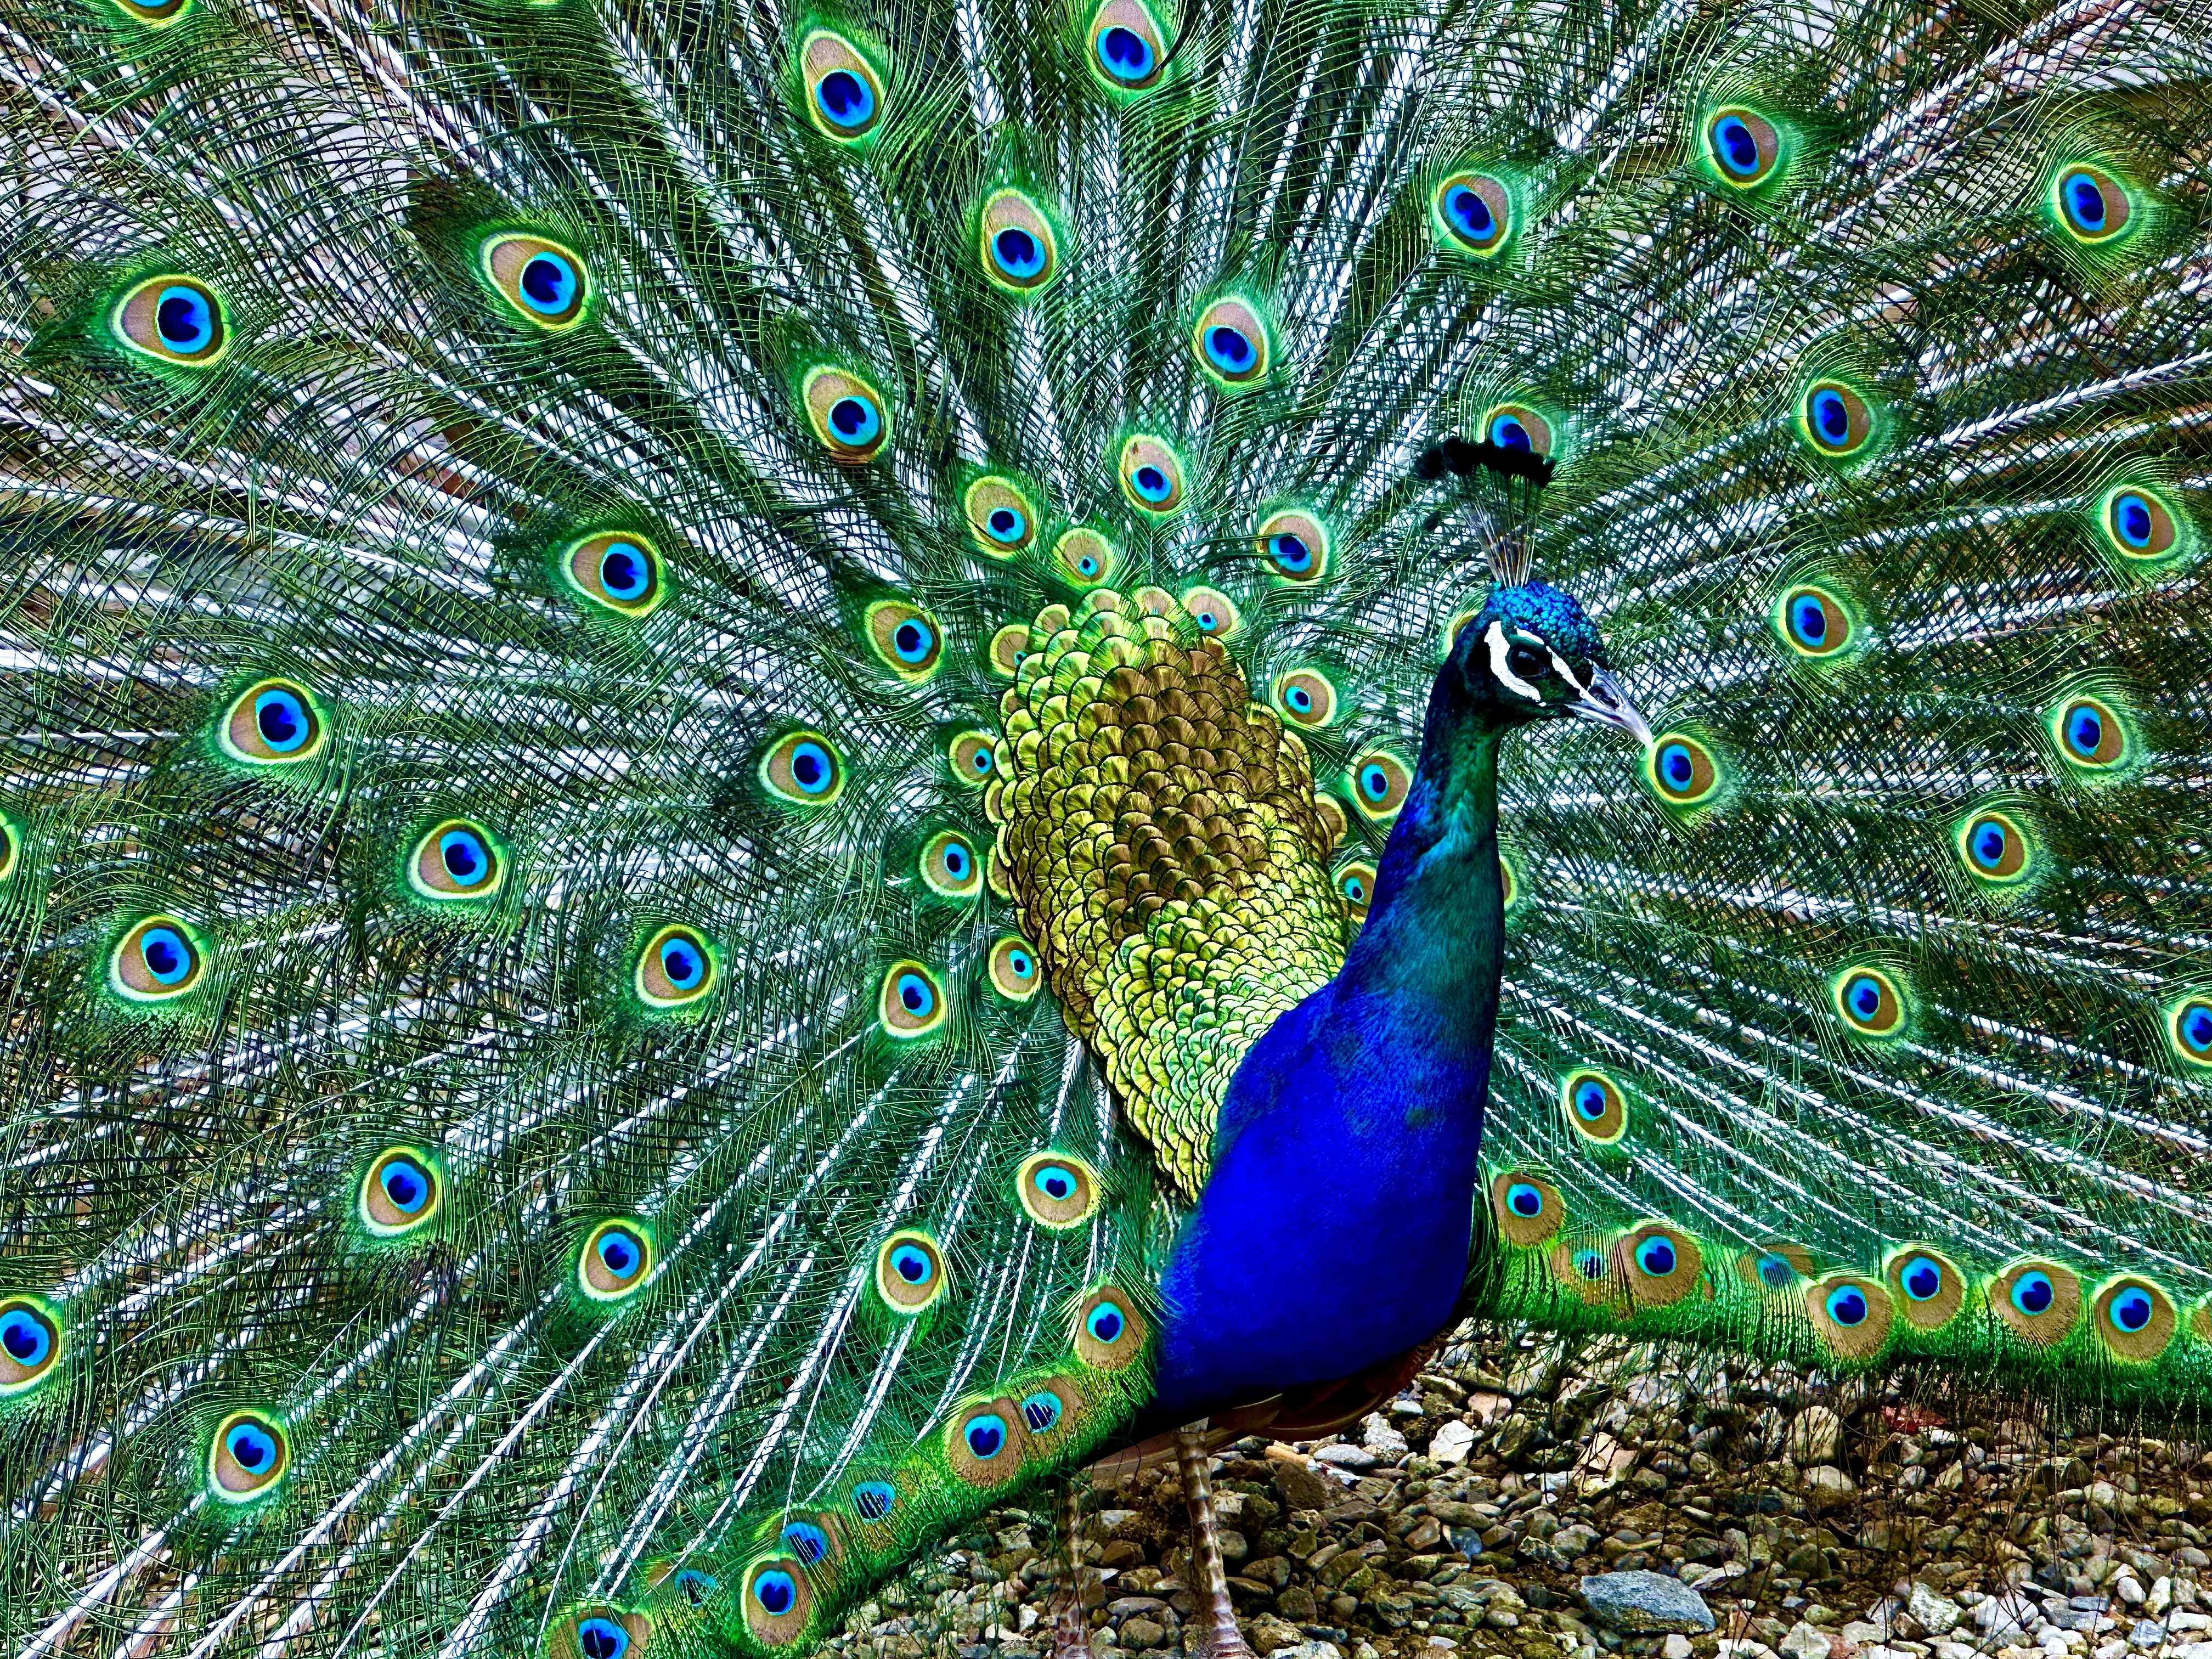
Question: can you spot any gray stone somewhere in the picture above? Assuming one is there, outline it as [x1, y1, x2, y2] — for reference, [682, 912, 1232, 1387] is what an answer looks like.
[2128, 1624, 2166, 1649]
[1909, 1585, 1964, 1637]
[1579, 1571, 1718, 1635]
[1314, 1443, 1378, 1472]
[1271, 1645, 1344, 1659]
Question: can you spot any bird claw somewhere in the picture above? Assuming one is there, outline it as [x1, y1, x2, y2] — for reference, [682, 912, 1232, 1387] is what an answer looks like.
[1048, 1604, 1095, 1659]
[1187, 1623, 1259, 1659]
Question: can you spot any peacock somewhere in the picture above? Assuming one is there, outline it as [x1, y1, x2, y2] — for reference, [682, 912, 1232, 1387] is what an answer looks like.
[3, 0, 2210, 1652]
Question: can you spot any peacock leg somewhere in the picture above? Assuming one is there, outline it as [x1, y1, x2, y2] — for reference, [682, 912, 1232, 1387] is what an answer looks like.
[1049, 1476, 1096, 1659]
[1177, 1428, 1257, 1659]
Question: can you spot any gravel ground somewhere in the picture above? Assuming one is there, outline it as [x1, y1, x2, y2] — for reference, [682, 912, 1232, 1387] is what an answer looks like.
[822, 1320, 2212, 1659]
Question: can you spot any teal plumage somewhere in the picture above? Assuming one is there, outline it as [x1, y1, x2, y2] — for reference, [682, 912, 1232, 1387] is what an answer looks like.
[2, 0, 2211, 1654]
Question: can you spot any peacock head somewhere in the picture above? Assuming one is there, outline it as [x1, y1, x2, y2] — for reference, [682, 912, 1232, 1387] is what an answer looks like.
[1442, 581, 1651, 744]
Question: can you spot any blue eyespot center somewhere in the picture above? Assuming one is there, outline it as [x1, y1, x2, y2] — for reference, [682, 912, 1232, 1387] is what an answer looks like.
[1343, 876, 1365, 901]
[1360, 765, 1389, 799]
[1714, 115, 1759, 176]
[790, 742, 834, 794]
[2012, 1271, 2055, 1316]
[578, 1619, 629, 1659]
[520, 252, 577, 314]
[1902, 1257, 1942, 1300]
[987, 506, 1025, 541]
[380, 1155, 431, 1214]
[1574, 1249, 1606, 1281]
[1824, 1285, 1868, 1327]
[1087, 1301, 1125, 1343]
[2064, 172, 2106, 233]
[1635, 1235, 1676, 1277]
[1007, 949, 1033, 977]
[1287, 685, 1312, 710]
[1021, 1390, 1063, 1433]
[1756, 1252, 1796, 1290]
[140, 926, 193, 985]
[1811, 388, 1849, 444]
[1506, 1182, 1543, 1218]
[1660, 743, 1694, 787]
[1446, 185, 1494, 240]
[994, 227, 1044, 277]
[2112, 1288, 2153, 1332]
[897, 972, 933, 1015]
[2114, 493, 2154, 548]
[853, 1480, 896, 1520]
[1790, 596, 1827, 646]
[829, 396, 881, 443]
[1099, 25, 1154, 80]
[1847, 974, 1883, 1019]
[658, 935, 706, 989]
[440, 828, 490, 886]
[1131, 464, 1170, 501]
[753, 1572, 797, 1617]
[2066, 707, 2105, 758]
[964, 1412, 1008, 1458]
[598, 1229, 641, 1277]
[1034, 1164, 1076, 1202]
[782, 1521, 830, 1564]
[942, 842, 970, 879]
[255, 689, 310, 752]
[599, 541, 651, 601]
[889, 1243, 932, 1284]
[675, 1569, 716, 1605]
[156, 286, 213, 352]
[815, 69, 873, 127]
[0, 1308, 53, 1367]
[1206, 325, 1255, 373]
[2181, 1004, 2212, 1054]
[1573, 1080, 1607, 1121]
[225, 1422, 277, 1470]
[1269, 533, 1311, 571]
[1491, 414, 1530, 450]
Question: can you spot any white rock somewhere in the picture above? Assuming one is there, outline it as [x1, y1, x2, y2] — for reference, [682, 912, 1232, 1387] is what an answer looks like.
[1271, 1644, 1342, 1659]
[1718, 1643, 1781, 1659]
[2117, 1579, 2146, 1608]
[1781, 1621, 1836, 1659]
[1787, 1406, 1845, 1466]
[2151, 1583, 2174, 1619]
[1666, 1639, 1694, 1659]
[1934, 1644, 1980, 1659]
[1431, 1420, 1478, 1466]
[1361, 1414, 1409, 1460]
[2170, 1611, 2210, 1632]
[1910, 1584, 1965, 1637]
[1803, 1465, 1857, 1507]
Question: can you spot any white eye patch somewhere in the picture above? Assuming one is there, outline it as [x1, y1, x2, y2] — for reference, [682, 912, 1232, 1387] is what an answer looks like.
[1485, 620, 1547, 702]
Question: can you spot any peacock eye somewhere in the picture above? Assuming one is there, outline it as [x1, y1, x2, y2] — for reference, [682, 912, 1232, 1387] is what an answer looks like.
[563, 532, 664, 617]
[803, 366, 891, 462]
[1020, 1389, 1065, 1433]
[879, 961, 947, 1036]
[802, 29, 884, 140]
[408, 819, 504, 901]
[782, 1521, 831, 1564]
[362, 1148, 441, 1236]
[990, 935, 1042, 1002]
[966, 475, 1038, 556]
[1089, 0, 1167, 89]
[875, 1231, 947, 1312]
[480, 234, 589, 329]
[1707, 108, 1780, 186]
[1120, 436, 1186, 513]
[0, 1298, 60, 1392]
[1054, 528, 1115, 586]
[921, 830, 981, 898]
[1506, 642, 1548, 680]
[1193, 298, 1269, 385]
[112, 275, 228, 365]
[2054, 165, 2131, 243]
[579, 1220, 652, 1301]
[211, 1410, 289, 1499]
[866, 600, 943, 680]
[220, 678, 326, 765]
[575, 1620, 629, 1659]
[111, 916, 205, 1000]
[851, 1480, 897, 1520]
[635, 925, 715, 1007]
[761, 731, 845, 804]
[1437, 173, 1513, 254]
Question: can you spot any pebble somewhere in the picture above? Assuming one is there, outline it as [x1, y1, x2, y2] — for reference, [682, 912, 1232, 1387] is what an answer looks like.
[1581, 1571, 1717, 1633]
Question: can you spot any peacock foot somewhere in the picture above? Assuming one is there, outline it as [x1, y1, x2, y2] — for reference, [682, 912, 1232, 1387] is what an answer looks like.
[1049, 1602, 1096, 1659]
[1186, 1618, 1259, 1659]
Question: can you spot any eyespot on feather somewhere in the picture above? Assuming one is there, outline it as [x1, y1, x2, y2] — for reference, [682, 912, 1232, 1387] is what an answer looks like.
[1989, 1259, 2081, 1347]
[1436, 172, 1513, 254]
[1883, 1245, 1965, 1331]
[210, 1410, 289, 1500]
[1193, 297, 1269, 386]
[760, 731, 844, 805]
[1798, 380, 1873, 457]
[552, 1610, 652, 1659]
[1088, 0, 1168, 91]
[1178, 586, 1237, 640]
[879, 961, 946, 1037]
[1335, 860, 1375, 920]
[1347, 751, 1410, 821]
[966, 476, 1038, 556]
[1480, 403, 1552, 458]
[578, 1220, 653, 1302]
[1831, 964, 1906, 1038]
[218, 678, 327, 765]
[949, 731, 999, 786]
[1560, 1069, 1628, 1146]
[1274, 668, 1337, 727]
[989, 623, 1030, 678]
[919, 831, 982, 899]
[1017, 1151, 1099, 1229]
[0, 1296, 63, 1394]
[1054, 528, 1116, 586]
[107, 0, 192, 23]
[2051, 163, 2132, 244]
[1706, 106, 1781, 187]
[1644, 732, 1720, 806]
[1075, 1285, 1145, 1369]
[1806, 1272, 1893, 1361]
[408, 819, 505, 901]
[636, 924, 716, 1007]
[2092, 1274, 2175, 1363]
[1489, 1171, 1563, 1248]
[1255, 510, 1327, 582]
[110, 915, 206, 1001]
[979, 189, 1059, 292]
[481, 234, 590, 329]
[1616, 1222, 1702, 1308]
[803, 367, 890, 462]
[111, 275, 228, 365]
[2167, 996, 2212, 1069]
[947, 1397, 1027, 1487]
[563, 533, 665, 617]
[743, 1555, 813, 1646]
[989, 936, 1042, 1002]
[1119, 436, 1186, 514]
[800, 29, 885, 142]
[2097, 484, 2182, 561]
[360, 1147, 442, 1237]
[874, 1229, 947, 1313]
[2049, 693, 2130, 773]
[1955, 806, 2033, 887]
[1774, 585, 1854, 660]
[1737, 1240, 1819, 1291]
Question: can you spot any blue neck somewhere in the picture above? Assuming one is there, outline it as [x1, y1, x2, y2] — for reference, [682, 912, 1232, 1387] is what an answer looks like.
[1150, 698, 1508, 1423]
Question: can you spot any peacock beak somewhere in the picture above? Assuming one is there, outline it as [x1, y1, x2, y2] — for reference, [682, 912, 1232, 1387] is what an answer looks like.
[1565, 667, 1652, 747]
